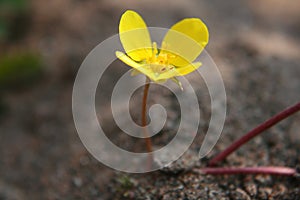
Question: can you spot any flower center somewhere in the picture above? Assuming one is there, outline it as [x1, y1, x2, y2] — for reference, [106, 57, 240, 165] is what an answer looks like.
[145, 42, 175, 75]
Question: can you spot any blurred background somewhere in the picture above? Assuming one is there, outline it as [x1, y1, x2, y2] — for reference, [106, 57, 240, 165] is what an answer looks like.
[0, 0, 300, 199]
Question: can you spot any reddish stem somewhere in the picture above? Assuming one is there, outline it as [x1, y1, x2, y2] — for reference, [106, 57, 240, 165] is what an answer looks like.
[141, 77, 153, 153]
[209, 101, 300, 166]
[141, 77, 153, 170]
[198, 166, 297, 176]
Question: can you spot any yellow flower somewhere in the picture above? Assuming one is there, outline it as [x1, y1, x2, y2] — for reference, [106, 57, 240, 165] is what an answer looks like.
[116, 10, 209, 87]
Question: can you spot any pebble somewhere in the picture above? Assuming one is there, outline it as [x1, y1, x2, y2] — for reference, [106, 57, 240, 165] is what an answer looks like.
[73, 177, 82, 187]
[245, 183, 257, 197]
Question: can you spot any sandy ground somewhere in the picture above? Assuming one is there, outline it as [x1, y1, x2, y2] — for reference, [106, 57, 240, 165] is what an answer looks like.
[1, 0, 300, 199]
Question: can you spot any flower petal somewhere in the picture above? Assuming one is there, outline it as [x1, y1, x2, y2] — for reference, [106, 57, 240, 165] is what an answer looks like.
[130, 69, 141, 76]
[152, 66, 180, 81]
[176, 62, 202, 76]
[116, 51, 198, 82]
[161, 18, 209, 67]
[119, 10, 152, 62]
[116, 51, 143, 69]
[116, 51, 162, 81]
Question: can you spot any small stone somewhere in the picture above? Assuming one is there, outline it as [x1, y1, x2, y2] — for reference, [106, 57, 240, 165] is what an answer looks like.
[272, 184, 287, 196]
[235, 188, 251, 200]
[245, 183, 257, 197]
[258, 187, 272, 199]
[73, 177, 82, 187]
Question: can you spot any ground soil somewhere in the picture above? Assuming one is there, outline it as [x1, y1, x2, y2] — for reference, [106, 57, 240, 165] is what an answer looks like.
[1, 0, 300, 199]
